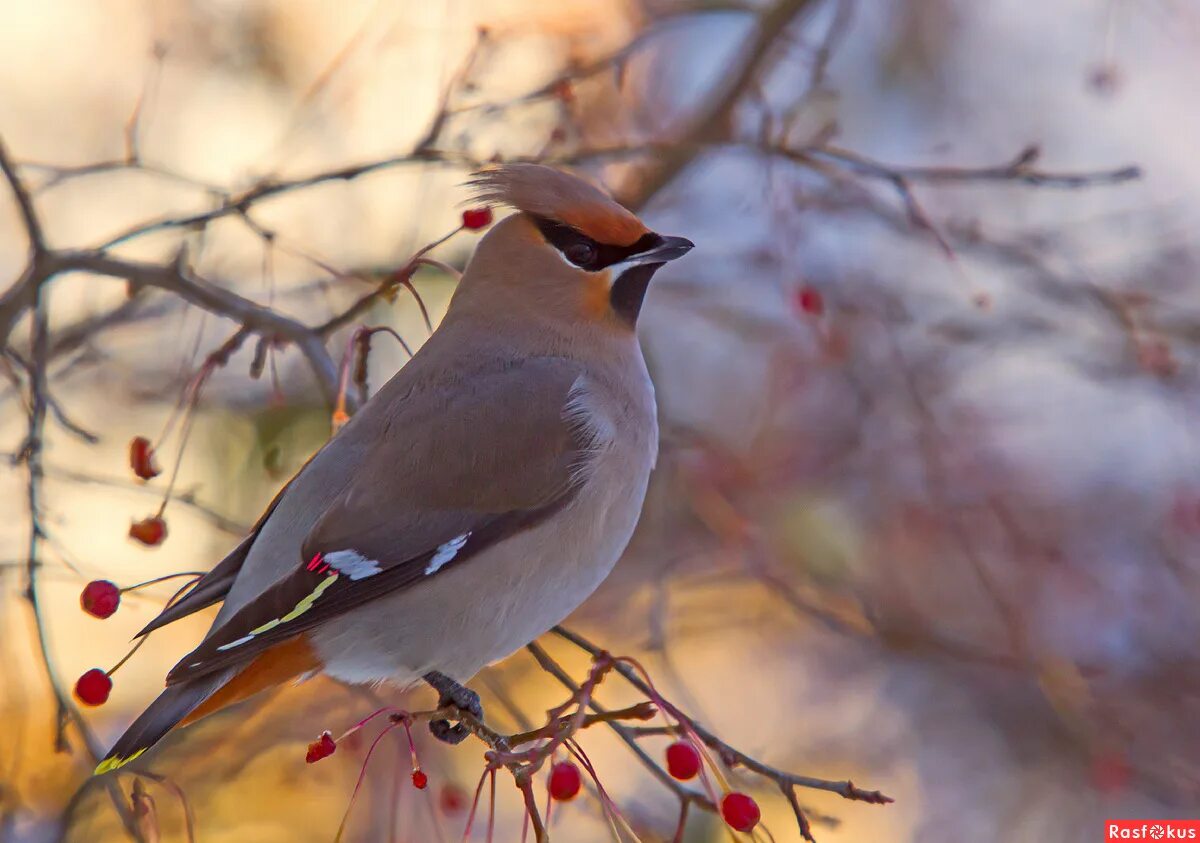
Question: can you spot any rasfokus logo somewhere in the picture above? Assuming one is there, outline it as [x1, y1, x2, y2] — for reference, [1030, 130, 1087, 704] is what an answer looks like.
[1107, 820, 1200, 840]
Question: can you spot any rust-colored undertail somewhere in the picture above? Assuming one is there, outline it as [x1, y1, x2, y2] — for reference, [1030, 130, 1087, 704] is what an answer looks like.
[95, 635, 321, 775]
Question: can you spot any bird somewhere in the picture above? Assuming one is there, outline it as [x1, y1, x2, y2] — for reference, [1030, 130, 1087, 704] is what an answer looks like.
[95, 163, 694, 774]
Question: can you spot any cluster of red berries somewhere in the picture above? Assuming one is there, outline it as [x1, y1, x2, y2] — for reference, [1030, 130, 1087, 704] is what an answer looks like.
[71, 435, 178, 706]
[127, 436, 170, 545]
[76, 570, 200, 707]
[74, 579, 124, 706]
[544, 739, 759, 832]
[665, 738, 760, 832]
[306, 713, 432, 795]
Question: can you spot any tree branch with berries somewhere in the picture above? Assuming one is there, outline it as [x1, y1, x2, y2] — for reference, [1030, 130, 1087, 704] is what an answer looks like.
[0, 1, 1151, 840]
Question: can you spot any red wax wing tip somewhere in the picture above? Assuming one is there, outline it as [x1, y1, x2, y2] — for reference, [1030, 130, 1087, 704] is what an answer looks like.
[795, 285, 824, 317]
[461, 207, 493, 230]
[548, 761, 582, 802]
[665, 740, 702, 781]
[81, 580, 121, 619]
[129, 436, 161, 480]
[306, 731, 337, 764]
[721, 792, 761, 832]
[75, 668, 113, 706]
[129, 516, 167, 546]
[411, 770, 428, 789]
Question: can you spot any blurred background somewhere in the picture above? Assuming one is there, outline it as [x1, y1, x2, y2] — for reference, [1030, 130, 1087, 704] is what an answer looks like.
[1, 0, 1197, 840]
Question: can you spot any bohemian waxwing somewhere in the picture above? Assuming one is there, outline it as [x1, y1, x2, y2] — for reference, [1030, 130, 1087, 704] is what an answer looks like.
[96, 163, 693, 774]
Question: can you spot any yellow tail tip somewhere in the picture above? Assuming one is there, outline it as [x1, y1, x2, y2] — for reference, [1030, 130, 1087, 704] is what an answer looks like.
[93, 748, 146, 776]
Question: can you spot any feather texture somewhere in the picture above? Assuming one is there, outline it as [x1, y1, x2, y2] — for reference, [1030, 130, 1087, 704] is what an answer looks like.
[467, 163, 648, 246]
[164, 356, 602, 684]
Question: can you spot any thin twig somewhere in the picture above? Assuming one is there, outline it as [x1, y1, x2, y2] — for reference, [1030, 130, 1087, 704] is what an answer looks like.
[553, 627, 894, 806]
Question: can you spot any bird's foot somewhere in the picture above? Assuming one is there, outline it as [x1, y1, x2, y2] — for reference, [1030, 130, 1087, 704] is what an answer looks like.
[423, 671, 483, 746]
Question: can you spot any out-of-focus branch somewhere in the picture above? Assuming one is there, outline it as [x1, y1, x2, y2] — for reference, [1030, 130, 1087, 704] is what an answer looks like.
[804, 142, 1142, 188]
[2, 135, 86, 756]
[524, 630, 890, 842]
[325, 661, 651, 843]
[526, 640, 718, 812]
[95, 151, 450, 251]
[2, 141, 142, 843]
[41, 249, 340, 404]
[620, 0, 822, 209]
[553, 626, 894, 804]
[0, 138, 47, 252]
[310, 641, 882, 842]
[42, 463, 249, 536]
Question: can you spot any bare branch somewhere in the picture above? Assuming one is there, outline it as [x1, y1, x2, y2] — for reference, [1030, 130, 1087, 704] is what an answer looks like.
[799, 143, 1141, 189]
[0, 136, 47, 252]
[620, 0, 822, 209]
[554, 626, 895, 805]
[43, 250, 340, 404]
[96, 151, 453, 251]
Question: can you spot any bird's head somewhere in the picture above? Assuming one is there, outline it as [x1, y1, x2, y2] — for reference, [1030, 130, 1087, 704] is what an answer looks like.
[453, 163, 693, 330]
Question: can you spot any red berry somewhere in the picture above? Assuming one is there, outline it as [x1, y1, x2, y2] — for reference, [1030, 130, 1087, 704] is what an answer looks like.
[74, 668, 112, 706]
[721, 792, 760, 832]
[548, 760, 581, 801]
[1090, 751, 1132, 794]
[80, 580, 121, 619]
[796, 285, 824, 317]
[665, 740, 702, 781]
[128, 436, 161, 480]
[411, 770, 428, 789]
[129, 516, 167, 546]
[439, 783, 467, 814]
[305, 731, 337, 763]
[461, 208, 493, 230]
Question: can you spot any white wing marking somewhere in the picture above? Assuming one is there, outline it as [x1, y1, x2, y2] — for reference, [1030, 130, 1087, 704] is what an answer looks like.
[216, 634, 254, 652]
[324, 549, 382, 580]
[425, 533, 470, 575]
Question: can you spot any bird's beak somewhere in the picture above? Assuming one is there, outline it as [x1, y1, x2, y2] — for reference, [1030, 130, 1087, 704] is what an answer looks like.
[636, 235, 694, 264]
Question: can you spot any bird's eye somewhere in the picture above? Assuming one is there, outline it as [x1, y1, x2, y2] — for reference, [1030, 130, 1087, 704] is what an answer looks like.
[564, 242, 597, 267]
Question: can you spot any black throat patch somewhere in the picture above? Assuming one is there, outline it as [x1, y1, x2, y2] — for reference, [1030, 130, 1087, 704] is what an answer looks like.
[530, 214, 668, 326]
[610, 263, 665, 326]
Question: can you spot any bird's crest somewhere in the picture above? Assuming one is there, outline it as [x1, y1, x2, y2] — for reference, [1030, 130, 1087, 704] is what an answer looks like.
[467, 163, 648, 247]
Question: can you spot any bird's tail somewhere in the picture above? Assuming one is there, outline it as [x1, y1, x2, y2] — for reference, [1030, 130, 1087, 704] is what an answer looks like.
[95, 636, 321, 775]
[93, 674, 226, 776]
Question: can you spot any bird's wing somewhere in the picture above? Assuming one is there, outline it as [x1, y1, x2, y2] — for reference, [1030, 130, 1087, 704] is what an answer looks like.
[134, 472, 302, 638]
[166, 357, 606, 684]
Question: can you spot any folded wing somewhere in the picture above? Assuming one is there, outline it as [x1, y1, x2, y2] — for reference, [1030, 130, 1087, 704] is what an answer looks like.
[165, 357, 606, 684]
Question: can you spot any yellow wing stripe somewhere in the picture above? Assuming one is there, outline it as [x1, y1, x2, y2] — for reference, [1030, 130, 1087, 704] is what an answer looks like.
[94, 748, 146, 776]
[244, 573, 340, 639]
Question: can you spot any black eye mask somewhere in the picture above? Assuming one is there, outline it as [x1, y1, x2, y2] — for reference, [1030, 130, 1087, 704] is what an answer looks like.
[531, 215, 663, 272]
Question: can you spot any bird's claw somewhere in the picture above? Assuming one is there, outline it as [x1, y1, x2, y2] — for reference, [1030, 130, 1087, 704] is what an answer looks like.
[423, 672, 484, 746]
[429, 718, 471, 745]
